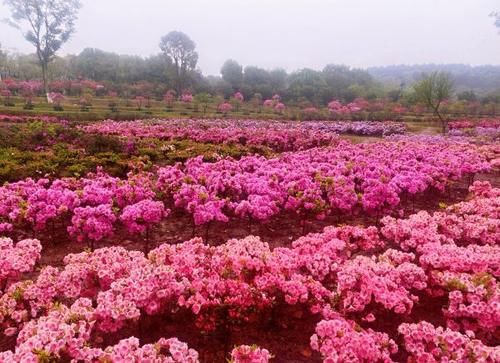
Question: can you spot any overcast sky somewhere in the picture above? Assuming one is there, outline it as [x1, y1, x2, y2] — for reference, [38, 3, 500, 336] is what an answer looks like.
[1, 0, 499, 75]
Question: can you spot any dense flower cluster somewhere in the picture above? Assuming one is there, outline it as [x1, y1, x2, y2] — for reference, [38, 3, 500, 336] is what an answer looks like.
[311, 317, 398, 362]
[449, 119, 500, 129]
[448, 119, 500, 141]
[0, 181, 498, 361]
[230, 345, 271, 363]
[81, 119, 407, 151]
[0, 298, 200, 362]
[328, 98, 368, 114]
[0, 114, 61, 123]
[336, 252, 427, 315]
[399, 322, 500, 362]
[68, 204, 117, 244]
[218, 102, 233, 113]
[233, 92, 244, 102]
[0, 171, 159, 247]
[82, 119, 338, 151]
[0, 139, 490, 249]
[181, 93, 193, 103]
[0, 238, 41, 292]
[156, 139, 488, 225]
[120, 200, 168, 234]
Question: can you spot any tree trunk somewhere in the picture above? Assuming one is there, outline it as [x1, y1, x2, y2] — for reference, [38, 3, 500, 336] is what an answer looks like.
[41, 62, 49, 103]
[433, 106, 447, 135]
[440, 120, 447, 135]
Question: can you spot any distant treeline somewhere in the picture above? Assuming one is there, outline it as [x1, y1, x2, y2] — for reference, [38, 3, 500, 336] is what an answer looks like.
[368, 64, 500, 94]
[1, 46, 500, 106]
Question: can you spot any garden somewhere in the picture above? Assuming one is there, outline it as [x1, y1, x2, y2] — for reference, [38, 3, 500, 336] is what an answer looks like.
[1, 0, 500, 360]
[0, 113, 499, 362]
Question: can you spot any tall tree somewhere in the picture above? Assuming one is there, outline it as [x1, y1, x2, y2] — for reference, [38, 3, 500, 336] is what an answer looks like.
[220, 59, 243, 91]
[0, 43, 6, 81]
[413, 72, 454, 134]
[159, 31, 198, 94]
[4, 0, 82, 101]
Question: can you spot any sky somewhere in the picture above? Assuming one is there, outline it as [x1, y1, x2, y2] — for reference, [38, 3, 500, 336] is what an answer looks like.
[1, 0, 500, 75]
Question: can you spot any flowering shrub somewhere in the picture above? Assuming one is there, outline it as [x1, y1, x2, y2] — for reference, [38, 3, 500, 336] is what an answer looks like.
[448, 119, 500, 141]
[0, 298, 200, 362]
[335, 253, 427, 315]
[181, 93, 193, 103]
[230, 345, 272, 363]
[0, 238, 41, 292]
[81, 119, 409, 149]
[274, 102, 286, 113]
[263, 99, 274, 108]
[233, 92, 244, 102]
[0, 114, 61, 123]
[0, 182, 499, 360]
[48, 92, 64, 108]
[328, 98, 366, 114]
[164, 90, 176, 106]
[449, 119, 500, 129]
[311, 317, 398, 362]
[218, 102, 233, 113]
[120, 200, 168, 249]
[399, 322, 500, 362]
[0, 107, 498, 363]
[0, 139, 491, 245]
[67, 204, 117, 248]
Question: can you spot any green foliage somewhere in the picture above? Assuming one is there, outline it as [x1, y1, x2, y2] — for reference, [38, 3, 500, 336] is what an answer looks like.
[221, 59, 243, 91]
[194, 93, 213, 114]
[0, 121, 275, 182]
[412, 72, 454, 133]
[82, 134, 124, 154]
[4, 0, 82, 97]
[457, 90, 477, 102]
[159, 31, 199, 93]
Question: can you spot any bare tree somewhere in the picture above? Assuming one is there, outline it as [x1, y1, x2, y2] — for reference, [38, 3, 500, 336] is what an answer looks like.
[413, 72, 454, 135]
[159, 31, 198, 94]
[3, 0, 82, 101]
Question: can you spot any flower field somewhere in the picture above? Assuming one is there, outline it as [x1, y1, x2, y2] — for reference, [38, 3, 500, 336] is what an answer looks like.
[448, 119, 500, 141]
[81, 119, 407, 152]
[0, 117, 499, 362]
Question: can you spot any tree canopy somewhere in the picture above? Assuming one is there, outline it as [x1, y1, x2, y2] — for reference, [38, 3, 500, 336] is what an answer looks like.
[159, 31, 198, 93]
[4, 0, 82, 98]
[413, 72, 454, 133]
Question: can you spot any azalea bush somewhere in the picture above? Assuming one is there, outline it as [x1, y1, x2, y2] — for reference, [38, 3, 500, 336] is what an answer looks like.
[0, 106, 498, 363]
[0, 137, 491, 247]
[0, 181, 499, 361]
[81, 119, 407, 152]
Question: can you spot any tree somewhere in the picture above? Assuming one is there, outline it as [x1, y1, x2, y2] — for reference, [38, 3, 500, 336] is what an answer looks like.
[194, 92, 212, 114]
[0, 43, 6, 81]
[159, 31, 198, 94]
[413, 72, 454, 134]
[4, 0, 82, 101]
[288, 68, 329, 104]
[220, 59, 243, 91]
[457, 90, 477, 102]
[268, 68, 287, 93]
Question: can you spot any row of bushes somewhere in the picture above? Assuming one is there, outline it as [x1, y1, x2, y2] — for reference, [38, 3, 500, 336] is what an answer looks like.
[0, 122, 268, 182]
